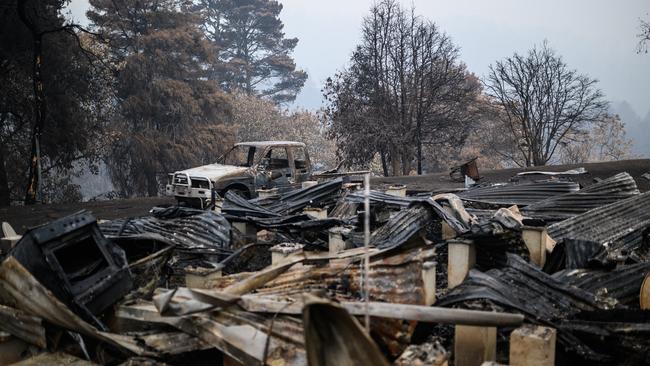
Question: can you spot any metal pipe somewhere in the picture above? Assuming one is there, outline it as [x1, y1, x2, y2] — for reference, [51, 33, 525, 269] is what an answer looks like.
[363, 173, 370, 331]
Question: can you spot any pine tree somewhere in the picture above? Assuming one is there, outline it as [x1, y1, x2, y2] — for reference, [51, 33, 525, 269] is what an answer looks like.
[88, 0, 234, 197]
[199, 0, 307, 104]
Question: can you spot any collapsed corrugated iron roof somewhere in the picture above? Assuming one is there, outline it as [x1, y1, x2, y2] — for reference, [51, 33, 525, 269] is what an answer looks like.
[552, 262, 650, 306]
[370, 205, 433, 249]
[437, 254, 650, 364]
[3, 160, 650, 366]
[188, 246, 437, 356]
[458, 180, 580, 206]
[100, 206, 233, 256]
[258, 178, 343, 215]
[547, 191, 650, 244]
[346, 190, 415, 207]
[223, 179, 343, 219]
[522, 173, 640, 221]
[222, 191, 281, 218]
[369, 197, 472, 249]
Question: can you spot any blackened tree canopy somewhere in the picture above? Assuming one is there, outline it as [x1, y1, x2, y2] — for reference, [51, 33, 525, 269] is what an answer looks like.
[323, 0, 483, 176]
[88, 0, 234, 197]
[0, 0, 108, 205]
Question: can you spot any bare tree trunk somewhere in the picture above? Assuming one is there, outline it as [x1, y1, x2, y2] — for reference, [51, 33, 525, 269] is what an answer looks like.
[380, 150, 389, 177]
[401, 151, 410, 176]
[0, 147, 10, 206]
[416, 120, 422, 175]
[17, 1, 45, 204]
[147, 170, 158, 197]
[390, 145, 400, 177]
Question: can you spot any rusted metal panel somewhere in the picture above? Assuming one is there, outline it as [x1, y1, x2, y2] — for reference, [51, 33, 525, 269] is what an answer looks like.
[0, 304, 45, 348]
[302, 298, 391, 366]
[254, 248, 435, 355]
[116, 303, 307, 365]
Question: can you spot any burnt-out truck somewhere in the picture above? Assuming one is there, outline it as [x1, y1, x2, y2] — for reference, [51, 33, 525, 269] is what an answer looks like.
[167, 141, 312, 208]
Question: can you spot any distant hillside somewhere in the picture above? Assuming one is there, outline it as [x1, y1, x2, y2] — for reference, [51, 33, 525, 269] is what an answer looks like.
[611, 101, 650, 158]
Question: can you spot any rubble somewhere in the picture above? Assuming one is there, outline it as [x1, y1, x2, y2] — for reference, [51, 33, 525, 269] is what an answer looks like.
[8, 211, 132, 329]
[1, 170, 649, 365]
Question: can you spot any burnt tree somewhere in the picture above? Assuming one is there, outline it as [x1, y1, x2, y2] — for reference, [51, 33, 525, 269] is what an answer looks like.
[324, 0, 482, 176]
[89, 0, 234, 197]
[0, 0, 108, 205]
[485, 42, 608, 167]
[638, 17, 650, 53]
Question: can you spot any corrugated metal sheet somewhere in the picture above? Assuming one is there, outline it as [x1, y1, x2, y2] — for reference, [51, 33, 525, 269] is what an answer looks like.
[347, 190, 415, 207]
[263, 178, 343, 215]
[522, 173, 639, 221]
[438, 254, 604, 322]
[329, 191, 359, 219]
[370, 205, 433, 249]
[224, 179, 343, 218]
[438, 254, 614, 363]
[553, 262, 650, 306]
[116, 301, 307, 365]
[546, 191, 650, 245]
[222, 191, 281, 218]
[458, 180, 580, 206]
[256, 247, 435, 356]
[208, 247, 435, 356]
[100, 206, 232, 256]
[233, 214, 349, 231]
[366, 196, 476, 250]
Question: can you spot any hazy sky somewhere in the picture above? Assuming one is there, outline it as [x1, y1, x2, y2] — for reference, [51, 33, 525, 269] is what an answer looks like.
[66, 0, 650, 116]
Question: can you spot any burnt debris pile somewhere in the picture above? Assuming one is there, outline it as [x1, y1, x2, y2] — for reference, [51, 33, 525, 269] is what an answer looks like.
[1, 170, 650, 365]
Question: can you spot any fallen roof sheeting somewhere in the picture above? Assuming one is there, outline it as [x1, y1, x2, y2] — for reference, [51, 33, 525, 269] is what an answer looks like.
[552, 262, 650, 306]
[228, 213, 349, 232]
[0, 256, 157, 356]
[222, 191, 281, 218]
[438, 254, 605, 321]
[302, 297, 391, 366]
[4, 162, 650, 365]
[100, 206, 233, 256]
[370, 205, 433, 249]
[263, 178, 344, 215]
[0, 304, 46, 348]
[522, 173, 640, 221]
[437, 254, 650, 364]
[223, 179, 345, 223]
[346, 190, 415, 207]
[116, 301, 308, 365]
[458, 180, 580, 206]
[370, 197, 474, 250]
